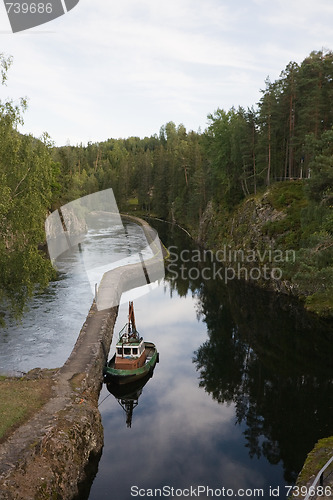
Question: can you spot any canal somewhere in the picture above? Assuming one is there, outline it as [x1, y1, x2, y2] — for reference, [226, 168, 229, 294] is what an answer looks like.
[1, 217, 332, 498]
[88, 220, 333, 499]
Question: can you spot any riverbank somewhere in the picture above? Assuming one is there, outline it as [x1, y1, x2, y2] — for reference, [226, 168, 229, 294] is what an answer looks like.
[293, 438, 333, 499]
[0, 369, 54, 444]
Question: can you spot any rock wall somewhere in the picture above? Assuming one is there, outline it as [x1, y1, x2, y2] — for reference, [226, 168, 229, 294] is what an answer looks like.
[197, 193, 299, 297]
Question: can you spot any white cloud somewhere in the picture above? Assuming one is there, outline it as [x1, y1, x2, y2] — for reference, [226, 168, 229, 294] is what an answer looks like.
[0, 0, 332, 144]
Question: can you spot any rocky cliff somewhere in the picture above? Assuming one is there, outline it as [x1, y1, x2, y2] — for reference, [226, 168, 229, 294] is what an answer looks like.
[197, 182, 333, 317]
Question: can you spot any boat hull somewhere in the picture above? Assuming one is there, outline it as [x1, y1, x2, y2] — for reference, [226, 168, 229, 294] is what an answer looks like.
[103, 342, 159, 384]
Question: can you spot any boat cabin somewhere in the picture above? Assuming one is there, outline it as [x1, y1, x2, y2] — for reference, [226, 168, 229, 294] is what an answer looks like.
[115, 334, 147, 370]
[114, 302, 147, 370]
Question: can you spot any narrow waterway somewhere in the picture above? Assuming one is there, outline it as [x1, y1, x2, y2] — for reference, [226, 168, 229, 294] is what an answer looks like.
[87, 220, 333, 499]
[0, 216, 153, 374]
[1, 218, 332, 499]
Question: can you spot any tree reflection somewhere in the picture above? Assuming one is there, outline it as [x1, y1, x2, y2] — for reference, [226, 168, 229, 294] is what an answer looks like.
[153, 219, 333, 484]
[193, 278, 333, 483]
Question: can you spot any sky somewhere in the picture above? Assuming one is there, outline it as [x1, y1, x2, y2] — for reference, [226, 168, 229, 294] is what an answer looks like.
[0, 0, 332, 146]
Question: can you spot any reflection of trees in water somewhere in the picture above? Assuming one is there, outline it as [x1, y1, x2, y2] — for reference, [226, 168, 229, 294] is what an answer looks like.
[150, 219, 333, 484]
[193, 278, 333, 483]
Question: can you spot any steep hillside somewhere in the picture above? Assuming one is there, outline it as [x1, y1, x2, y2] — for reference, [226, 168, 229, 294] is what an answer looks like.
[201, 181, 333, 317]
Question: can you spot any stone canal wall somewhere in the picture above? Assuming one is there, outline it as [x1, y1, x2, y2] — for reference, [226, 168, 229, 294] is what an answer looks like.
[0, 216, 165, 500]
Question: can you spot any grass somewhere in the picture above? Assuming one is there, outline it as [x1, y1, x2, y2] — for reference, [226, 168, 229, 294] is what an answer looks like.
[0, 374, 53, 443]
[127, 197, 139, 206]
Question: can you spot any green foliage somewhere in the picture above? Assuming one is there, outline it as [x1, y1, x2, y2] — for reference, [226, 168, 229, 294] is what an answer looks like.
[44, 50, 333, 240]
[205, 108, 251, 207]
[265, 181, 305, 210]
[305, 290, 333, 317]
[304, 129, 333, 205]
[0, 55, 56, 318]
[1, 48, 333, 318]
[261, 182, 308, 249]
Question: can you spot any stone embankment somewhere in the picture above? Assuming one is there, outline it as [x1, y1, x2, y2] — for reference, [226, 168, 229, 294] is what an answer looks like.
[293, 438, 333, 500]
[0, 216, 165, 499]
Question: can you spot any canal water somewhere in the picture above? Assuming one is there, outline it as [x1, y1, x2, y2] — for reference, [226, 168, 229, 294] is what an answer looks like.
[1, 218, 332, 498]
[87, 220, 333, 499]
[0, 217, 153, 374]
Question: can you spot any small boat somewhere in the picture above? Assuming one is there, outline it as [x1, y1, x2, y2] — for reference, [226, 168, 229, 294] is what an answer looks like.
[103, 301, 159, 384]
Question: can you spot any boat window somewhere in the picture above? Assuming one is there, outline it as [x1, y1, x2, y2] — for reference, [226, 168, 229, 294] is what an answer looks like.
[124, 348, 131, 355]
[117, 348, 122, 355]
[132, 348, 138, 355]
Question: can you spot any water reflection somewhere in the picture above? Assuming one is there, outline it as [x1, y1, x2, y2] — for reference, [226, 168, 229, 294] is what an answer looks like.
[193, 283, 333, 483]
[90, 284, 280, 499]
[87, 221, 333, 499]
[159, 220, 333, 484]
[182, 253, 332, 484]
[105, 369, 157, 428]
[2, 215, 331, 496]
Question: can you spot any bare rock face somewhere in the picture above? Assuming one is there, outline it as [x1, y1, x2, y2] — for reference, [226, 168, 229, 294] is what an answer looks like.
[229, 194, 287, 248]
[1, 396, 103, 499]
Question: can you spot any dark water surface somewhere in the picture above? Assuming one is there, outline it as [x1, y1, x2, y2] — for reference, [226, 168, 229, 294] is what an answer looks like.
[86, 221, 333, 500]
[1, 218, 332, 498]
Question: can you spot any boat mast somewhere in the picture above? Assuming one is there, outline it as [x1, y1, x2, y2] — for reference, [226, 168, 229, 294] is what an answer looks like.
[117, 397, 139, 428]
[128, 301, 136, 335]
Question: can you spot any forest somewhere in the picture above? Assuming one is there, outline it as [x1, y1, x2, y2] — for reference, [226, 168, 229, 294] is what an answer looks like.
[0, 49, 332, 317]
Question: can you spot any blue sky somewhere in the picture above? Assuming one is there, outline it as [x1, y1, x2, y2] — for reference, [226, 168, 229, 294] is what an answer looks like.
[0, 0, 332, 146]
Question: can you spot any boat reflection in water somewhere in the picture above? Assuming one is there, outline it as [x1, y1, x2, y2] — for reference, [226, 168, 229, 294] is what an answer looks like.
[105, 369, 156, 427]
[103, 301, 159, 427]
